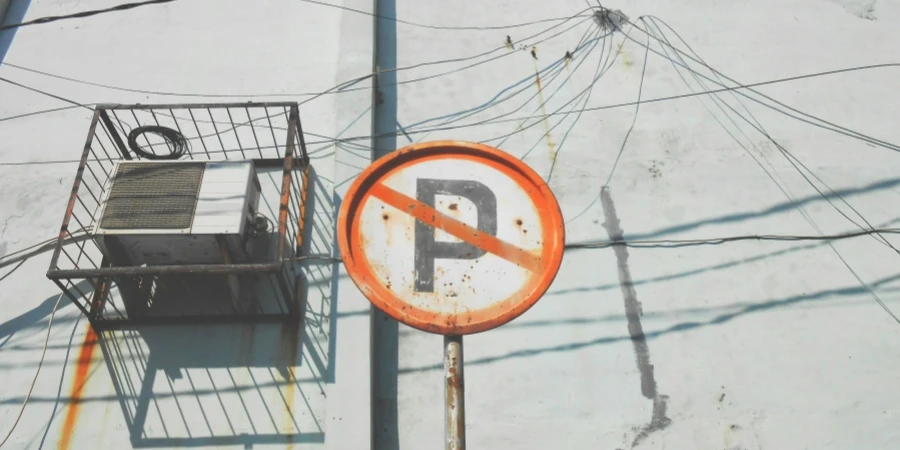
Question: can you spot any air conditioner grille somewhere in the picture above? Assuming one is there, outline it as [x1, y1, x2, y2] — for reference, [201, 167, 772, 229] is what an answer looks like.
[100, 162, 206, 229]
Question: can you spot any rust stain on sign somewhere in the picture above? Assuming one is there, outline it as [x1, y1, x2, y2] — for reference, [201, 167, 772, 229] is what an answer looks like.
[58, 325, 98, 450]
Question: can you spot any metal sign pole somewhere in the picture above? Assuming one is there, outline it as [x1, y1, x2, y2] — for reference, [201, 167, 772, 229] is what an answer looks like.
[337, 142, 566, 450]
[444, 334, 466, 450]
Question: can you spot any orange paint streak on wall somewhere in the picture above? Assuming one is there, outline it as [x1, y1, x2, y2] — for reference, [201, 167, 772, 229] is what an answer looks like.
[58, 325, 98, 450]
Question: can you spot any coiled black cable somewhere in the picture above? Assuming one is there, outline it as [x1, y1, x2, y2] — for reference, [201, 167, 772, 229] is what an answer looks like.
[126, 125, 188, 160]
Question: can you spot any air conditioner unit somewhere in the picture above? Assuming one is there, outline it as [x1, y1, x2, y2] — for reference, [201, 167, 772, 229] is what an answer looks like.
[92, 160, 264, 315]
[93, 160, 262, 266]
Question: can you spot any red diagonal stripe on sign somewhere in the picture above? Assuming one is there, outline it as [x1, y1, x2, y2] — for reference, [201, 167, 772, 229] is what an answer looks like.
[369, 182, 542, 273]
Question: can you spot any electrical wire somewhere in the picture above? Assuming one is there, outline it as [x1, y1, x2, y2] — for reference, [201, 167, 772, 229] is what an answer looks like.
[0, 0, 178, 32]
[638, 16, 890, 241]
[67, 10, 594, 153]
[408, 24, 601, 135]
[475, 25, 642, 146]
[395, 25, 611, 150]
[0, 75, 339, 161]
[0, 260, 25, 283]
[0, 0, 588, 34]
[0, 104, 93, 123]
[641, 15, 900, 153]
[0, 292, 64, 448]
[637, 16, 900, 258]
[564, 228, 900, 250]
[293, 63, 900, 148]
[165, 12, 596, 144]
[620, 18, 900, 153]
[4, 58, 900, 166]
[298, 0, 591, 31]
[0, 228, 89, 270]
[543, 26, 616, 178]
[0, 76, 91, 110]
[0, 53, 892, 166]
[3, 5, 898, 156]
[513, 29, 613, 162]
[0, 8, 593, 99]
[414, 24, 606, 147]
[291, 227, 900, 264]
[0, 159, 83, 166]
[626, 14, 900, 325]
[4, 37, 897, 151]
[640, 15, 900, 259]
[602, 21, 649, 186]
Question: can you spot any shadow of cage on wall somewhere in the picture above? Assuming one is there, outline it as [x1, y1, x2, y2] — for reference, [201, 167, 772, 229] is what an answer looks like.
[44, 102, 320, 329]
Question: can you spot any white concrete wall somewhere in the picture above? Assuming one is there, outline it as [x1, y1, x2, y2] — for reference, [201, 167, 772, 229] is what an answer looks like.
[2, 0, 900, 449]
[387, 0, 900, 449]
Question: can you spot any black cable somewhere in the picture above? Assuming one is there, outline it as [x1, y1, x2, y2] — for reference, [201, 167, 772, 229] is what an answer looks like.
[299, 0, 590, 31]
[436, 25, 605, 149]
[0, 75, 140, 137]
[638, 16, 900, 258]
[565, 228, 900, 250]
[67, 10, 593, 148]
[0, 0, 178, 32]
[4, 61, 899, 164]
[295, 228, 900, 263]
[602, 21, 649, 186]
[621, 17, 900, 153]
[627, 15, 900, 325]
[5, 60, 896, 149]
[403, 21, 603, 134]
[0, 104, 92, 123]
[0, 260, 26, 283]
[0, 7, 593, 98]
[522, 26, 612, 171]
[641, 15, 900, 152]
[478, 22, 641, 146]
[0, 74, 361, 165]
[156, 13, 595, 145]
[126, 126, 188, 160]
[0, 76, 91, 110]
[0, 159, 82, 166]
[294, 62, 900, 147]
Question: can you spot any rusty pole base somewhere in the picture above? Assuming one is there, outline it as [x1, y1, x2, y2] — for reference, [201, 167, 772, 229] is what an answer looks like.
[444, 334, 466, 450]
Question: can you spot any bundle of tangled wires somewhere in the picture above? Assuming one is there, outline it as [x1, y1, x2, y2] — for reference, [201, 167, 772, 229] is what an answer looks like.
[127, 125, 189, 160]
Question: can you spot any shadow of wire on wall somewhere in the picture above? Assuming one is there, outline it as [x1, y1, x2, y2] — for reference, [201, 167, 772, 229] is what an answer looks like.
[93, 165, 335, 448]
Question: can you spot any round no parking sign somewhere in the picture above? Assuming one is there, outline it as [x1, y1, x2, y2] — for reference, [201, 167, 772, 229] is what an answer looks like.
[337, 141, 565, 335]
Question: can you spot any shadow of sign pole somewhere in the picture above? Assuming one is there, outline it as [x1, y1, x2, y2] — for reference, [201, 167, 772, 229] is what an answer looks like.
[371, 0, 399, 445]
[0, 0, 31, 64]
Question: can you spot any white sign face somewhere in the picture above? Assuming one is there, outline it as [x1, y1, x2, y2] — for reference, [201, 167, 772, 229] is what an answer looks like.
[357, 157, 544, 315]
[338, 142, 565, 334]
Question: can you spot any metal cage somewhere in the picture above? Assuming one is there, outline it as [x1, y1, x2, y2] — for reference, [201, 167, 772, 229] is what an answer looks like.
[46, 102, 315, 328]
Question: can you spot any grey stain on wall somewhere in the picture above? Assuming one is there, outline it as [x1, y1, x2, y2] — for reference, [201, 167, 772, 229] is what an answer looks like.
[600, 186, 671, 448]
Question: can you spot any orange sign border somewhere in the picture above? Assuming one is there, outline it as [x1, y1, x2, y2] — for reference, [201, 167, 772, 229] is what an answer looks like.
[337, 141, 565, 335]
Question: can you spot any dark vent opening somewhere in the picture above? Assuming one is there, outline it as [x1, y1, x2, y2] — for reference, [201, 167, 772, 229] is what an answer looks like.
[100, 163, 206, 229]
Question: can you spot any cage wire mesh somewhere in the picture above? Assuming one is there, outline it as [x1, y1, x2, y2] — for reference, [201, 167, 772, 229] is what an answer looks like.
[46, 102, 314, 328]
